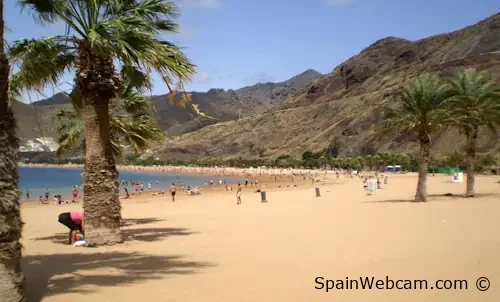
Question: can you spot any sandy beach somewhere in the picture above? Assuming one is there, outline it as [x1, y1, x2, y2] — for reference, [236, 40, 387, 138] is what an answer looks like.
[21, 173, 500, 302]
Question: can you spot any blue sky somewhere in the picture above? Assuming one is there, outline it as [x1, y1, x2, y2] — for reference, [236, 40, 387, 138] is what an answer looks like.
[5, 0, 500, 100]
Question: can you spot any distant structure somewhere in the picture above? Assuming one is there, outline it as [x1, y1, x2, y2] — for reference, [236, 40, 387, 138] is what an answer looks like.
[19, 137, 59, 152]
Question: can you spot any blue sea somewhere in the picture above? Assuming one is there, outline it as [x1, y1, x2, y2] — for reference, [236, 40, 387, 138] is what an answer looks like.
[19, 167, 240, 201]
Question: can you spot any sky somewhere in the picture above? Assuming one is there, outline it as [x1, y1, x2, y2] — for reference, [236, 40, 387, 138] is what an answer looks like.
[4, 0, 500, 101]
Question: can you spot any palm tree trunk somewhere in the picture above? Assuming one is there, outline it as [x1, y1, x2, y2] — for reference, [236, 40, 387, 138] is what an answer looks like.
[415, 134, 430, 202]
[80, 100, 122, 245]
[76, 45, 122, 245]
[465, 127, 478, 197]
[0, 0, 26, 299]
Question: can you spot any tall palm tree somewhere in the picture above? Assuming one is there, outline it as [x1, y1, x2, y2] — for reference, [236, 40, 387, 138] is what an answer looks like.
[0, 0, 25, 300]
[56, 86, 164, 159]
[380, 74, 450, 202]
[11, 0, 195, 245]
[445, 69, 500, 197]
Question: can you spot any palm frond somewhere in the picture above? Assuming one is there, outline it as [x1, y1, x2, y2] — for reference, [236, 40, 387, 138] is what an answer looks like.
[445, 68, 500, 133]
[18, 0, 88, 37]
[56, 108, 84, 155]
[378, 73, 451, 139]
[9, 37, 75, 91]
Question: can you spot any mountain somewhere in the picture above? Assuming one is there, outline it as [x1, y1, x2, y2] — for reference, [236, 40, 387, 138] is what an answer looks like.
[236, 69, 323, 106]
[12, 69, 323, 140]
[154, 13, 500, 160]
[31, 92, 71, 106]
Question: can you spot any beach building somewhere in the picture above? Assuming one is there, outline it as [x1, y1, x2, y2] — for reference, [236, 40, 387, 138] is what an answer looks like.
[19, 139, 45, 152]
[19, 137, 60, 152]
[35, 137, 59, 152]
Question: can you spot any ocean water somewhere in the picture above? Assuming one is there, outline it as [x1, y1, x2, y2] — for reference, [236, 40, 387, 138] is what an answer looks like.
[19, 167, 240, 201]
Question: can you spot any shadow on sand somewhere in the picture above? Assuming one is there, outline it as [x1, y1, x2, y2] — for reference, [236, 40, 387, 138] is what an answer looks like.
[22, 252, 213, 301]
[34, 217, 195, 244]
[364, 193, 500, 203]
[34, 227, 196, 245]
[121, 217, 164, 226]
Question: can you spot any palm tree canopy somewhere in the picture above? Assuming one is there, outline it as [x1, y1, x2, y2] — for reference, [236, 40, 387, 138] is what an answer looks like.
[445, 68, 500, 134]
[443, 150, 464, 167]
[381, 74, 451, 137]
[57, 85, 164, 158]
[11, 0, 195, 101]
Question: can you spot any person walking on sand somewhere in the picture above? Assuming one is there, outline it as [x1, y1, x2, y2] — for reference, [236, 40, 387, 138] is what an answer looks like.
[169, 183, 176, 202]
[44, 188, 50, 201]
[236, 183, 242, 205]
[72, 185, 79, 201]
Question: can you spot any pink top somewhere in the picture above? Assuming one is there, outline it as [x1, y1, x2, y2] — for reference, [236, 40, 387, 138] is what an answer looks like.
[70, 212, 84, 225]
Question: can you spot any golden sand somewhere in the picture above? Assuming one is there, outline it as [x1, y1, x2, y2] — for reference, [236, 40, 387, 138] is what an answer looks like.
[21, 173, 500, 301]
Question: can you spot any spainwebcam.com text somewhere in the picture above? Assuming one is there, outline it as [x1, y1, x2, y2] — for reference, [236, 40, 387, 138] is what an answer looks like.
[315, 276, 491, 292]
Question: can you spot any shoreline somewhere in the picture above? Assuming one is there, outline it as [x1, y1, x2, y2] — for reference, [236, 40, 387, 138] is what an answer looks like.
[19, 163, 340, 204]
[18, 162, 337, 178]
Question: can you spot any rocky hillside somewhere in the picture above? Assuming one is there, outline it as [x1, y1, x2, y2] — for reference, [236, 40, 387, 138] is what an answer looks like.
[155, 13, 500, 160]
[13, 70, 322, 140]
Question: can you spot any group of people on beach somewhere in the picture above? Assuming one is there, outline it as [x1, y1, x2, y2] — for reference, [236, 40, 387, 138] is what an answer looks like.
[26, 185, 81, 205]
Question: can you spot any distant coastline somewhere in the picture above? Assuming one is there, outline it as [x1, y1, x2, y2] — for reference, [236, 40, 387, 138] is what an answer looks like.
[18, 162, 328, 177]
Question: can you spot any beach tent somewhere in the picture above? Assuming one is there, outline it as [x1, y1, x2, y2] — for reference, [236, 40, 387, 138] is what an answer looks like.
[386, 165, 395, 172]
[394, 165, 402, 172]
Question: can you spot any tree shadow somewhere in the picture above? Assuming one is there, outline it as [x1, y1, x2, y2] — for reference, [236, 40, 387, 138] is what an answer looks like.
[365, 193, 500, 203]
[33, 227, 196, 245]
[364, 199, 416, 203]
[121, 217, 164, 226]
[22, 252, 213, 301]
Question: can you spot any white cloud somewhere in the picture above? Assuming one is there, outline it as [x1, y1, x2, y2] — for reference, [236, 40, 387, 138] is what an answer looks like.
[182, 0, 223, 10]
[194, 71, 213, 84]
[324, 0, 355, 6]
[244, 72, 276, 85]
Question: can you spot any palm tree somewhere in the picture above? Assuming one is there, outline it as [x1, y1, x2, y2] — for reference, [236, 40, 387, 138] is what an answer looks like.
[364, 155, 374, 171]
[318, 156, 328, 169]
[380, 74, 450, 202]
[376, 152, 392, 171]
[444, 151, 464, 168]
[398, 153, 412, 171]
[337, 157, 346, 169]
[356, 156, 365, 171]
[56, 86, 164, 159]
[0, 0, 26, 300]
[373, 154, 383, 171]
[475, 152, 498, 172]
[11, 0, 195, 245]
[445, 69, 500, 197]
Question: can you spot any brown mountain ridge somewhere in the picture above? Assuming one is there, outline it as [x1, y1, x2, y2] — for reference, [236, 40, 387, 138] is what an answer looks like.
[12, 69, 323, 140]
[154, 12, 500, 161]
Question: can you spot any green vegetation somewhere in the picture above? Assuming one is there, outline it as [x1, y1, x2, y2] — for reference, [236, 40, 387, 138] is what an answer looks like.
[380, 73, 452, 202]
[56, 81, 164, 160]
[444, 69, 500, 196]
[378, 71, 500, 201]
[50, 150, 493, 174]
